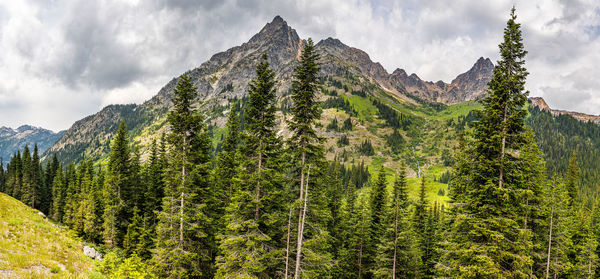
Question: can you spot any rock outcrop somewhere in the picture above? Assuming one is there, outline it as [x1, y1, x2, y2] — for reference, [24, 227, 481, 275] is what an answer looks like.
[83, 246, 103, 261]
[529, 97, 600, 124]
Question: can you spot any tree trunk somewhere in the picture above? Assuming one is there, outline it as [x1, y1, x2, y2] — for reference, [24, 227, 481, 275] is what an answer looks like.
[179, 191, 184, 244]
[255, 141, 263, 220]
[294, 164, 310, 279]
[499, 104, 508, 188]
[545, 185, 555, 279]
[285, 207, 293, 279]
[179, 137, 187, 246]
[358, 212, 365, 278]
[392, 202, 399, 279]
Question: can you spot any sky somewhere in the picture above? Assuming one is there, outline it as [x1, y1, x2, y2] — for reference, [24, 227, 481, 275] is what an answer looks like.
[1, 0, 599, 131]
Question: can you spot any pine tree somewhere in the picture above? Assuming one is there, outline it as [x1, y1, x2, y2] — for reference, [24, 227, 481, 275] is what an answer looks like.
[520, 131, 547, 277]
[337, 181, 372, 278]
[0, 159, 4, 193]
[287, 38, 332, 279]
[359, 166, 387, 277]
[212, 103, 241, 235]
[326, 161, 345, 261]
[144, 139, 164, 222]
[43, 154, 60, 215]
[62, 163, 78, 227]
[81, 162, 101, 242]
[8, 151, 22, 199]
[31, 144, 45, 210]
[437, 7, 543, 277]
[50, 164, 65, 221]
[542, 176, 571, 278]
[102, 121, 131, 248]
[571, 207, 599, 278]
[565, 153, 579, 206]
[373, 165, 420, 278]
[20, 145, 33, 206]
[413, 176, 431, 277]
[216, 54, 285, 278]
[153, 74, 213, 278]
[124, 206, 144, 256]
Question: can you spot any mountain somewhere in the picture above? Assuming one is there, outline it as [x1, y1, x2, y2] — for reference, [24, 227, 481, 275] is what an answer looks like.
[0, 125, 65, 162]
[529, 96, 600, 124]
[44, 16, 494, 164]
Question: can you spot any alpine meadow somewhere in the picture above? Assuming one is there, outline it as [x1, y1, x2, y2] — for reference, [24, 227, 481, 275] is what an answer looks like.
[3, 3, 600, 279]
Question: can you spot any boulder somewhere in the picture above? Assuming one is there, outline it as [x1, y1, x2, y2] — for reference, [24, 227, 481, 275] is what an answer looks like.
[83, 246, 103, 261]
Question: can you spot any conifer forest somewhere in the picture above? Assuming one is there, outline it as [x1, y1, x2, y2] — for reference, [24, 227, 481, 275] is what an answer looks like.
[2, 6, 600, 279]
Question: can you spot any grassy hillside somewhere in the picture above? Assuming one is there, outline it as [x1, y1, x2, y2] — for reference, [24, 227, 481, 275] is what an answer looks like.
[0, 193, 93, 278]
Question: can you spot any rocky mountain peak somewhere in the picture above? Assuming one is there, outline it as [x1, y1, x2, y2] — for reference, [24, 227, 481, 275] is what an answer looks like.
[317, 37, 346, 48]
[249, 15, 299, 46]
[0, 125, 65, 161]
[529, 97, 551, 112]
[392, 68, 408, 77]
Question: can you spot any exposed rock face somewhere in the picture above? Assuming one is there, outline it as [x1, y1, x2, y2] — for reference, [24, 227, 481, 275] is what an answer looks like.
[446, 57, 494, 104]
[83, 246, 103, 261]
[315, 37, 493, 104]
[45, 16, 497, 163]
[529, 97, 600, 124]
[529, 97, 551, 112]
[0, 125, 65, 161]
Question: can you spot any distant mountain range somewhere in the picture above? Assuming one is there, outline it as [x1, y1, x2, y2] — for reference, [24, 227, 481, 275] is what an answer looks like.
[40, 15, 600, 166]
[43, 16, 497, 163]
[0, 125, 65, 162]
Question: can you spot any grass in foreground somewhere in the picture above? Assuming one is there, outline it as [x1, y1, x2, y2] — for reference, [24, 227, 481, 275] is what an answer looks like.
[0, 193, 93, 278]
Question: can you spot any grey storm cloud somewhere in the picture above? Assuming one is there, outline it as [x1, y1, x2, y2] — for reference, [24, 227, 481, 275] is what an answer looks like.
[1, 0, 600, 131]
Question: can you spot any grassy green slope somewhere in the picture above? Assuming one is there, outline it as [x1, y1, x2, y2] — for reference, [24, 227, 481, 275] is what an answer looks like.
[0, 193, 93, 278]
[316, 75, 482, 206]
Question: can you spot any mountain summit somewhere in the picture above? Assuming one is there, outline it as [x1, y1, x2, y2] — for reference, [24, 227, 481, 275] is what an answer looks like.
[45, 16, 495, 162]
[0, 125, 64, 161]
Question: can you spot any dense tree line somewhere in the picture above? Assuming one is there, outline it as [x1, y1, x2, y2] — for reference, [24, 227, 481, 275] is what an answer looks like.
[1, 8, 599, 278]
[372, 99, 412, 130]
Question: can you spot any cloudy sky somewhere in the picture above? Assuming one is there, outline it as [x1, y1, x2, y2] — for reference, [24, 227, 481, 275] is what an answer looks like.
[1, 0, 599, 131]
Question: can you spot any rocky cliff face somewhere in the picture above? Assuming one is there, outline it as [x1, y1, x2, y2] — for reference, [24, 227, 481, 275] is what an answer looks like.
[0, 125, 65, 161]
[315, 38, 494, 104]
[446, 57, 494, 104]
[529, 97, 600, 124]
[45, 16, 497, 163]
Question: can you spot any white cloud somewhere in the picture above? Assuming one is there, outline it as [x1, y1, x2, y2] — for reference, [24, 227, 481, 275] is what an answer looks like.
[0, 0, 599, 131]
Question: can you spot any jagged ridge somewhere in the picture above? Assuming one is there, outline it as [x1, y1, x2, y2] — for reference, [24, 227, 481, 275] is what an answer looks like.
[45, 16, 494, 163]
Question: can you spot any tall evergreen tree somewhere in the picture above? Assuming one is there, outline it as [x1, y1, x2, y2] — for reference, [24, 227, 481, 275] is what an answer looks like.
[43, 154, 60, 214]
[571, 207, 599, 278]
[50, 164, 65, 222]
[212, 103, 241, 232]
[373, 165, 420, 278]
[216, 54, 285, 278]
[565, 153, 579, 206]
[0, 159, 4, 193]
[31, 144, 45, 210]
[364, 166, 388, 277]
[102, 121, 131, 248]
[337, 181, 372, 279]
[153, 74, 213, 278]
[542, 176, 572, 278]
[287, 38, 333, 279]
[20, 146, 33, 205]
[144, 139, 165, 224]
[81, 162, 101, 242]
[437, 7, 544, 277]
